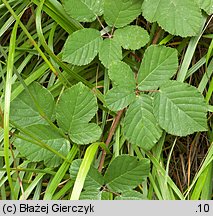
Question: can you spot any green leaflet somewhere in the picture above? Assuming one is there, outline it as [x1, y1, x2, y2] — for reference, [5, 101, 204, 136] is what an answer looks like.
[101, 192, 112, 200]
[114, 25, 150, 50]
[108, 61, 136, 88]
[10, 82, 55, 128]
[138, 45, 178, 91]
[123, 95, 162, 150]
[199, 0, 213, 15]
[104, 0, 142, 28]
[154, 81, 208, 136]
[63, 0, 103, 22]
[62, 28, 102, 66]
[104, 155, 150, 193]
[56, 82, 101, 145]
[105, 61, 136, 111]
[99, 38, 122, 68]
[14, 125, 70, 167]
[142, 0, 203, 37]
[69, 123, 102, 145]
[105, 87, 136, 112]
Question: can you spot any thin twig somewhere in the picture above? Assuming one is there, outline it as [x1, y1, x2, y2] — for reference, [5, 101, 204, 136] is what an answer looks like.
[187, 133, 200, 189]
[96, 16, 112, 38]
[135, 89, 159, 96]
[130, 52, 141, 62]
[152, 28, 162, 44]
[98, 110, 124, 172]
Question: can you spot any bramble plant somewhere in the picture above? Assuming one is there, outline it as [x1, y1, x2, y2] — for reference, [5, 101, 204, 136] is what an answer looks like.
[1, 0, 213, 200]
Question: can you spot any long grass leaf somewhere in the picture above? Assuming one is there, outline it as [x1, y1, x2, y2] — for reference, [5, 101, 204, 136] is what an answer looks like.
[70, 143, 101, 200]
[3, 20, 19, 199]
[43, 144, 78, 200]
[177, 16, 207, 82]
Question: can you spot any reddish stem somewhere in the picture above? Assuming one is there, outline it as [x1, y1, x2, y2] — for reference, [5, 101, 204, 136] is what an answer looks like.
[98, 110, 124, 172]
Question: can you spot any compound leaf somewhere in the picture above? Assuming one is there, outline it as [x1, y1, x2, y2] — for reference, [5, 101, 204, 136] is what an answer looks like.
[104, 0, 142, 28]
[104, 155, 150, 193]
[138, 45, 178, 91]
[123, 95, 162, 150]
[114, 25, 150, 50]
[14, 125, 70, 167]
[154, 81, 208, 136]
[99, 38, 122, 68]
[142, 0, 203, 37]
[10, 82, 55, 128]
[63, 0, 103, 22]
[56, 82, 101, 144]
[62, 28, 102, 66]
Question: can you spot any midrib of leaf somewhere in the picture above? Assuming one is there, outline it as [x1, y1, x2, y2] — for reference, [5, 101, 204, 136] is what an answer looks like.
[80, 0, 98, 16]
[113, 0, 125, 26]
[87, 176, 102, 187]
[138, 51, 175, 84]
[134, 123, 156, 144]
[75, 95, 97, 120]
[106, 161, 144, 185]
[148, 0, 161, 21]
[111, 0, 139, 27]
[68, 90, 80, 132]
[13, 127, 67, 161]
[173, 3, 201, 33]
[110, 90, 135, 100]
[126, 105, 157, 143]
[68, 89, 94, 132]
[160, 91, 206, 129]
[106, 40, 113, 62]
[70, 35, 100, 56]
[18, 99, 45, 118]
[26, 148, 47, 160]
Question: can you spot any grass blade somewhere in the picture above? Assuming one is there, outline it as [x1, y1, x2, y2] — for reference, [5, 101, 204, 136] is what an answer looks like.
[3, 20, 19, 199]
[70, 142, 101, 200]
[177, 16, 207, 82]
[43, 144, 78, 200]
